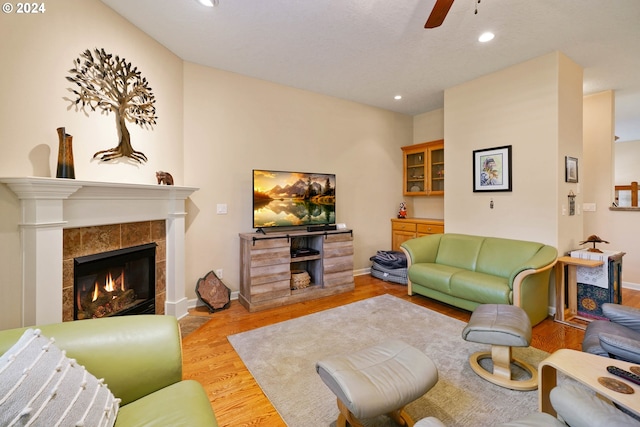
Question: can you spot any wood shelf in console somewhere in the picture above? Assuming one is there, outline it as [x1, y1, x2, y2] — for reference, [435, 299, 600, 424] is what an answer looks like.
[238, 229, 355, 312]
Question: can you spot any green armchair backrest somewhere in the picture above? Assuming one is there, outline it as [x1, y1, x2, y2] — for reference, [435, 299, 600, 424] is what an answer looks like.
[0, 315, 183, 406]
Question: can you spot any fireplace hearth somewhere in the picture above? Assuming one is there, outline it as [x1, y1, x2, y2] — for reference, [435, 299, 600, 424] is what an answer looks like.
[74, 243, 156, 320]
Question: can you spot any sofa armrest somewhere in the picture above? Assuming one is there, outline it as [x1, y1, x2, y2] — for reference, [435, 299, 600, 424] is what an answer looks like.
[603, 303, 640, 334]
[508, 245, 558, 286]
[510, 246, 557, 325]
[598, 333, 640, 364]
[550, 383, 640, 427]
[511, 261, 555, 315]
[400, 234, 442, 265]
[0, 315, 183, 405]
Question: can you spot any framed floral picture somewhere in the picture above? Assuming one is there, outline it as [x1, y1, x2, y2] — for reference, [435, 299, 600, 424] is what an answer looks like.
[565, 156, 578, 183]
[473, 145, 512, 192]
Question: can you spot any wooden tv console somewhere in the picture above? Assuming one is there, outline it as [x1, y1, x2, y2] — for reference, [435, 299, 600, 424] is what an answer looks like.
[238, 229, 355, 312]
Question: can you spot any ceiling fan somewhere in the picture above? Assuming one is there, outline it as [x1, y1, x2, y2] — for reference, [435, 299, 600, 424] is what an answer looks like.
[424, 0, 454, 28]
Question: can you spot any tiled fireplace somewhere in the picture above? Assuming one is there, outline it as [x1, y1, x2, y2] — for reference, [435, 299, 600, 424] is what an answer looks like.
[63, 223, 164, 321]
[0, 177, 198, 326]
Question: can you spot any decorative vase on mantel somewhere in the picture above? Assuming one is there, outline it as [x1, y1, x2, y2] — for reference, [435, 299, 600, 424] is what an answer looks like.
[56, 127, 75, 179]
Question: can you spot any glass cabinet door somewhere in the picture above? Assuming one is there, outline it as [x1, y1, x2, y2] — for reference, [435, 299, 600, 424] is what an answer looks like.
[405, 150, 426, 194]
[402, 140, 444, 196]
[428, 143, 444, 195]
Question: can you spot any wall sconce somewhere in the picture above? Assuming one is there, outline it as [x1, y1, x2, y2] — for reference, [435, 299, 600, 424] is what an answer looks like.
[568, 190, 576, 216]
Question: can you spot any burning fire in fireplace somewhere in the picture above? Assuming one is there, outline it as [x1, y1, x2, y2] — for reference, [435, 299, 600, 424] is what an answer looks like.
[74, 243, 156, 320]
[77, 268, 138, 319]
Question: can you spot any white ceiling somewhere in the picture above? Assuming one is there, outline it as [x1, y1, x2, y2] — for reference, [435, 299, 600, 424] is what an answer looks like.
[100, 0, 640, 141]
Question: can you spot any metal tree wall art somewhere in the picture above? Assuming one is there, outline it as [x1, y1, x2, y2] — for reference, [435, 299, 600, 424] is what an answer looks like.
[66, 48, 157, 163]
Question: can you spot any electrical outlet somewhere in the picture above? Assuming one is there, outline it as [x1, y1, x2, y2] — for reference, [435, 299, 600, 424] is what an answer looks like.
[216, 269, 223, 279]
[216, 204, 227, 214]
[583, 203, 596, 212]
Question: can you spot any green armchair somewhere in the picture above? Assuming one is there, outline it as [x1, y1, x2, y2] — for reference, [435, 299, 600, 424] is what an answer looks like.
[0, 315, 218, 427]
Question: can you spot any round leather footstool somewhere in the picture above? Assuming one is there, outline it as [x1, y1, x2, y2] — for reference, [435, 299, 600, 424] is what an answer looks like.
[316, 339, 438, 427]
[462, 304, 538, 391]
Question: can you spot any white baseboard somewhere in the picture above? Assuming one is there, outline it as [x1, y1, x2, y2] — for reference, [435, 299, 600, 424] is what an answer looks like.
[187, 290, 240, 310]
[186, 278, 640, 314]
[354, 268, 371, 276]
[166, 297, 189, 320]
[187, 271, 372, 310]
[623, 281, 640, 291]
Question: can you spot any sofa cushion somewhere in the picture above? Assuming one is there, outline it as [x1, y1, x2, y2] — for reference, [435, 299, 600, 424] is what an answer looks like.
[435, 234, 483, 271]
[476, 238, 544, 279]
[0, 329, 120, 427]
[450, 270, 511, 304]
[408, 263, 465, 295]
[114, 379, 218, 427]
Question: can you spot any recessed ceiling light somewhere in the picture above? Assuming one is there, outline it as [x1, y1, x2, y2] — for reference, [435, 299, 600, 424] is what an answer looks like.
[197, 0, 216, 7]
[394, 95, 402, 100]
[479, 32, 495, 43]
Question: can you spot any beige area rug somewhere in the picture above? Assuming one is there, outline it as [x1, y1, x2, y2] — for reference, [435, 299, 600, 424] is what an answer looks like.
[227, 294, 552, 427]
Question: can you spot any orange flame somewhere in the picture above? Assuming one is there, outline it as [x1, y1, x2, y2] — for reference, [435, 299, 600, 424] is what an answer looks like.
[92, 282, 99, 302]
[105, 271, 116, 292]
[91, 269, 126, 302]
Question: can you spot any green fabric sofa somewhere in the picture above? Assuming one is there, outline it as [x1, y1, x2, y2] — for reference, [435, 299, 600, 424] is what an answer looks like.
[0, 315, 218, 427]
[400, 233, 558, 326]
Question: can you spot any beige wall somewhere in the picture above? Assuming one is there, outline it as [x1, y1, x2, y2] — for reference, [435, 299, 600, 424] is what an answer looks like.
[556, 53, 586, 252]
[613, 139, 640, 287]
[409, 109, 445, 219]
[182, 63, 412, 294]
[0, 0, 184, 182]
[0, 0, 184, 327]
[0, 186, 21, 328]
[615, 140, 640, 185]
[583, 92, 640, 287]
[442, 52, 583, 252]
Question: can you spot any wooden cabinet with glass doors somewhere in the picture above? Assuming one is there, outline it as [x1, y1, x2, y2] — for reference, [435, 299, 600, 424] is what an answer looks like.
[401, 140, 444, 196]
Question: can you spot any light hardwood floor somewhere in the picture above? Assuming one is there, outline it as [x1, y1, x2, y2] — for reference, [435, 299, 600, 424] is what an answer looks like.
[181, 274, 640, 427]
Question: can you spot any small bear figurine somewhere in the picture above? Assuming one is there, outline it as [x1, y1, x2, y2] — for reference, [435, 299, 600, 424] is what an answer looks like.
[156, 171, 174, 185]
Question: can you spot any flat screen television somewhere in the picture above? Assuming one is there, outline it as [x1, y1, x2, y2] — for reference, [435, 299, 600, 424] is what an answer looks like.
[253, 169, 336, 230]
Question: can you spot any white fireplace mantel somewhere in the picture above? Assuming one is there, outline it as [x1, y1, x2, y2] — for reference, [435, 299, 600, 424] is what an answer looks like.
[0, 177, 198, 326]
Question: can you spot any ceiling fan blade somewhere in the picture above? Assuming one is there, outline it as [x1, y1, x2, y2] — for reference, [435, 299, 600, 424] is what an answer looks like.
[425, 0, 454, 28]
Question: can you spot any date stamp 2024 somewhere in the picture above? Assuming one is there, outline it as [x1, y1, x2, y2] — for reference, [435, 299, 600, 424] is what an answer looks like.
[2, 2, 46, 14]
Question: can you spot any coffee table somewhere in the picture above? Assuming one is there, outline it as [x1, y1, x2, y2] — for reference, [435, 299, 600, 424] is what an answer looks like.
[539, 348, 640, 417]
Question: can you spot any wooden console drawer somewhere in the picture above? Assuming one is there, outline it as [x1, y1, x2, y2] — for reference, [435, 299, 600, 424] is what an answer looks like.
[323, 270, 354, 288]
[247, 246, 290, 267]
[417, 223, 444, 234]
[249, 280, 291, 303]
[392, 221, 417, 232]
[324, 254, 354, 273]
[324, 241, 354, 258]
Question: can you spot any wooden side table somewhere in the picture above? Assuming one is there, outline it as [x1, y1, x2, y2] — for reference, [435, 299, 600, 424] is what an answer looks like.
[554, 255, 603, 328]
[539, 349, 640, 418]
